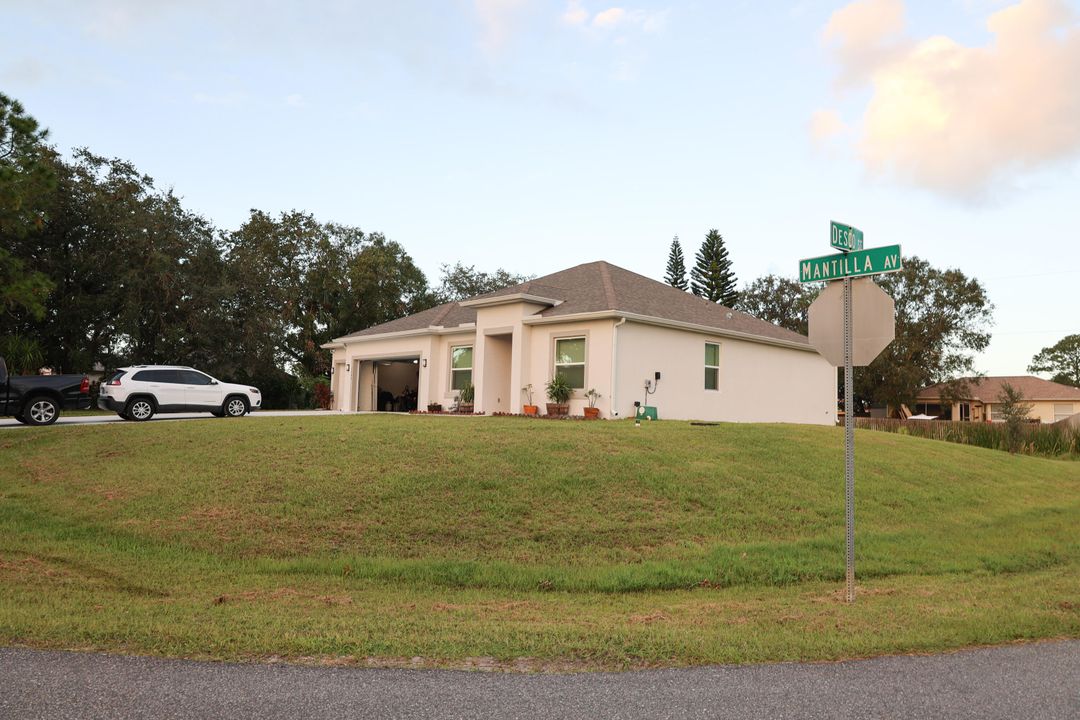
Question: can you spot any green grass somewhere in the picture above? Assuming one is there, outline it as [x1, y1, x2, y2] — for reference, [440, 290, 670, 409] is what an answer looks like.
[1, 416, 1077, 669]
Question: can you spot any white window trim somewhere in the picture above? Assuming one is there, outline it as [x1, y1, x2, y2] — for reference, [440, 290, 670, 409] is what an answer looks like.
[448, 344, 473, 395]
[552, 335, 587, 390]
[705, 342, 721, 392]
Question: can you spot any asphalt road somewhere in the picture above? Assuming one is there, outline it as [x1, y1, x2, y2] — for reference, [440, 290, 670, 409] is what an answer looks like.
[1, 641, 1077, 720]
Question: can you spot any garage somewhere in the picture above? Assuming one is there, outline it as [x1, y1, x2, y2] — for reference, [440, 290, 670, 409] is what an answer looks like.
[357, 358, 420, 412]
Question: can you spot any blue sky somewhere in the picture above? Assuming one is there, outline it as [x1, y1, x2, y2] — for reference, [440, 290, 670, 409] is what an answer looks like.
[3, 0, 1078, 376]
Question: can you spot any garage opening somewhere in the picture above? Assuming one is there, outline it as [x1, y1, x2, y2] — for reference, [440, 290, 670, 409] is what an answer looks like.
[373, 358, 420, 412]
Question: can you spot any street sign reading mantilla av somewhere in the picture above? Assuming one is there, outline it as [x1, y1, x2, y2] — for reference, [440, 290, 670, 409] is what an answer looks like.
[830, 221, 864, 252]
[799, 244, 902, 283]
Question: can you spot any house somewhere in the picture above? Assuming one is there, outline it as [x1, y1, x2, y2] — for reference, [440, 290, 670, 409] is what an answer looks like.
[914, 376, 1080, 424]
[322, 261, 836, 424]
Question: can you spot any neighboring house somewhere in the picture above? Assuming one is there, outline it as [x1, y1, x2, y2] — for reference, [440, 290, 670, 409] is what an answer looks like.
[322, 261, 836, 424]
[915, 376, 1080, 424]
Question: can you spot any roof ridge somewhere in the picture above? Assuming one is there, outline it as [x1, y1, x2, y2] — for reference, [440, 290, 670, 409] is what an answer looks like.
[598, 262, 617, 310]
[430, 302, 457, 327]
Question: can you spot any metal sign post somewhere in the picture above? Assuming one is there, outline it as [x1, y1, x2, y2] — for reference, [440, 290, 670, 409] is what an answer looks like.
[801, 223, 899, 604]
[842, 276, 855, 603]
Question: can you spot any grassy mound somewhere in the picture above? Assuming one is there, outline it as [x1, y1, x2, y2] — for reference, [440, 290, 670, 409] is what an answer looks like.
[1, 415, 1077, 668]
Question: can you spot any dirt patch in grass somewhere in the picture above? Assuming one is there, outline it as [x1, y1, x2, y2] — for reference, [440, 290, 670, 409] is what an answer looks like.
[212, 587, 352, 607]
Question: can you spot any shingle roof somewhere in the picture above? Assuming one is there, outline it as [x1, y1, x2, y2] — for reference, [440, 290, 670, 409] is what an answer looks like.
[916, 376, 1080, 402]
[338, 261, 809, 346]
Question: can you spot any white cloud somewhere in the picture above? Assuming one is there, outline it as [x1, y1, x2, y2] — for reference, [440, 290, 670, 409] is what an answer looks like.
[192, 91, 246, 106]
[593, 7, 626, 27]
[285, 93, 306, 108]
[580, 6, 668, 33]
[562, 1, 589, 25]
[809, 109, 848, 144]
[821, 0, 1080, 198]
[474, 0, 528, 52]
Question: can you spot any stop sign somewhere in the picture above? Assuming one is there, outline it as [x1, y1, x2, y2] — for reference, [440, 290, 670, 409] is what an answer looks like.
[808, 278, 895, 367]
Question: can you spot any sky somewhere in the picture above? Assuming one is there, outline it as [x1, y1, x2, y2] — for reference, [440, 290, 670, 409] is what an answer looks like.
[2, 0, 1078, 376]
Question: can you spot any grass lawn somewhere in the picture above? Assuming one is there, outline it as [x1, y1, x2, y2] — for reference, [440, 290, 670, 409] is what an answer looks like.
[1, 415, 1077, 670]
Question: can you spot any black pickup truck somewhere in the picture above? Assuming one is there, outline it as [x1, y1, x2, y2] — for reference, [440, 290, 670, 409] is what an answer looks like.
[0, 357, 92, 426]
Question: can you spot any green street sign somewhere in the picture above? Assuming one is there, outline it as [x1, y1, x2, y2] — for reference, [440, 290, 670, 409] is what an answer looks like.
[830, 221, 864, 252]
[799, 244, 902, 283]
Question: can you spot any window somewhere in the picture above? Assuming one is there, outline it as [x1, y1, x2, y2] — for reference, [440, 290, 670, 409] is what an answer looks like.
[959, 403, 971, 422]
[132, 369, 182, 383]
[704, 343, 720, 390]
[1055, 403, 1075, 423]
[554, 337, 586, 389]
[450, 346, 473, 391]
[178, 370, 214, 386]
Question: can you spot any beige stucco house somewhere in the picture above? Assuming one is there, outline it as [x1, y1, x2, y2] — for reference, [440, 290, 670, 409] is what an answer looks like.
[915, 376, 1080, 424]
[322, 261, 836, 424]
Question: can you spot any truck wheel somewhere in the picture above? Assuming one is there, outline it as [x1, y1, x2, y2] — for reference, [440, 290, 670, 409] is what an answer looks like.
[224, 396, 249, 418]
[126, 398, 155, 422]
[24, 396, 60, 426]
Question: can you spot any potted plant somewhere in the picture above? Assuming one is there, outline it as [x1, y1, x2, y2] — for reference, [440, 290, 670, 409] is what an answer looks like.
[545, 375, 572, 417]
[426, 402, 443, 413]
[584, 388, 601, 419]
[522, 384, 538, 416]
[458, 383, 475, 414]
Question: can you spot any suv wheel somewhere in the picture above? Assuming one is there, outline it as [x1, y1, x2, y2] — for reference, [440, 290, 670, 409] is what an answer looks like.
[24, 397, 60, 426]
[126, 398, 155, 422]
[224, 396, 249, 418]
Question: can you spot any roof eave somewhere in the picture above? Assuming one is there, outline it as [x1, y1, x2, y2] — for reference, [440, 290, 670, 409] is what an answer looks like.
[331, 324, 476, 345]
[522, 311, 816, 352]
[458, 293, 563, 309]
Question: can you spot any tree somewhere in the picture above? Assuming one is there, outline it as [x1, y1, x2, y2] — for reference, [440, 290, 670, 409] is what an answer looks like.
[996, 382, 1034, 453]
[664, 236, 688, 290]
[0, 94, 56, 324]
[434, 262, 531, 303]
[1028, 334, 1080, 387]
[690, 229, 737, 306]
[736, 275, 821, 334]
[854, 256, 993, 412]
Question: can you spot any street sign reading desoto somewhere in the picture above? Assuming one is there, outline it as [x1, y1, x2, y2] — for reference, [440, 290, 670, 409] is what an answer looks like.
[830, 221, 864, 252]
[799, 244, 902, 283]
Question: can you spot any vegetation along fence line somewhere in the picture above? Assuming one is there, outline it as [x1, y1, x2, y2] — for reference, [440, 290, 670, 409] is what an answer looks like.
[854, 417, 1080, 459]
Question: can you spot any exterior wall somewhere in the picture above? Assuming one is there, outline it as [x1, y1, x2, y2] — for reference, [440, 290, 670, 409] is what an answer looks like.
[522, 319, 616, 417]
[985, 400, 1075, 424]
[331, 314, 835, 425]
[613, 321, 836, 424]
[330, 332, 468, 411]
[473, 302, 549, 414]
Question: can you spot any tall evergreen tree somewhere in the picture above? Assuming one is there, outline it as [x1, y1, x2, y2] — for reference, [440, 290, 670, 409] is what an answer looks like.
[690, 229, 737, 305]
[664, 235, 688, 290]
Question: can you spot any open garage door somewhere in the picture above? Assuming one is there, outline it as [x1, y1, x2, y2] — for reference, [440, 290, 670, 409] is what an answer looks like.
[372, 358, 420, 412]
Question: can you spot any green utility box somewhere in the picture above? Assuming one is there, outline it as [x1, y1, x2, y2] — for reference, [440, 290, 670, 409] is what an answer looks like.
[635, 405, 658, 421]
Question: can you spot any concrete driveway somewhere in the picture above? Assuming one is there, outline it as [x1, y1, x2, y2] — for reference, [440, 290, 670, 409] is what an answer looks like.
[0, 409, 371, 429]
[1, 641, 1078, 720]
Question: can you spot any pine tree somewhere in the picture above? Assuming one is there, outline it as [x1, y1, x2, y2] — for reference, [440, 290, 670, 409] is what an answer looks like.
[690, 229, 738, 305]
[664, 235, 688, 290]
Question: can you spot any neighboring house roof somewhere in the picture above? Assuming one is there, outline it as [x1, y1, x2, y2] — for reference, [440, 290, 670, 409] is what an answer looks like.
[916, 376, 1080, 403]
[335, 261, 810, 347]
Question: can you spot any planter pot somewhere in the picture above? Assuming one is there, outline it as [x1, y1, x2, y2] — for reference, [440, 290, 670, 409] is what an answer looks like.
[546, 403, 569, 417]
[458, 403, 474, 414]
[426, 404, 443, 413]
[523, 405, 539, 416]
[584, 407, 600, 419]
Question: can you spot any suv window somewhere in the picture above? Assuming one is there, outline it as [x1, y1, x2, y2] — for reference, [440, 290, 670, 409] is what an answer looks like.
[178, 370, 213, 386]
[132, 369, 182, 383]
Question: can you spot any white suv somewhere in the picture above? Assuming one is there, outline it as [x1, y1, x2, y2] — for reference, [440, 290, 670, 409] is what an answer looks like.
[98, 365, 261, 422]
